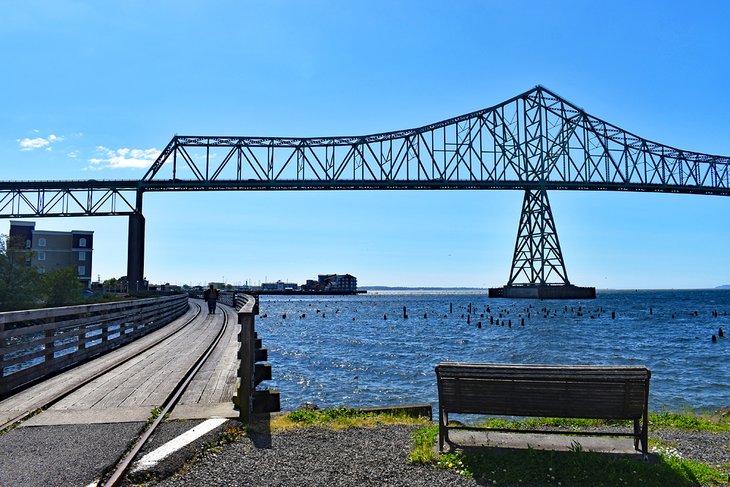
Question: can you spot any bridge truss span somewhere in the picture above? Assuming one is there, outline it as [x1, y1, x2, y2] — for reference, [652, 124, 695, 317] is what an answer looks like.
[0, 180, 140, 218]
[142, 86, 730, 197]
[2, 86, 728, 296]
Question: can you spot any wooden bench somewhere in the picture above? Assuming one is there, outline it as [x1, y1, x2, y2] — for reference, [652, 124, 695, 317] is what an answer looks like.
[435, 362, 651, 457]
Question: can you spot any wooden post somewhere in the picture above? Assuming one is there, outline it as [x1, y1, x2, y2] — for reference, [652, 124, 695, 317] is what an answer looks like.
[236, 294, 279, 424]
[0, 335, 5, 378]
[44, 329, 55, 364]
[238, 311, 254, 425]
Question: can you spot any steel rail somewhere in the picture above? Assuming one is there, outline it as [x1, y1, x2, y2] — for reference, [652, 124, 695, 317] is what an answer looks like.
[0, 301, 201, 433]
[102, 302, 232, 487]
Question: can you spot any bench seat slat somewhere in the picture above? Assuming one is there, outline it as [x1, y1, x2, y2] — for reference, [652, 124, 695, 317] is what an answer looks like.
[438, 378, 647, 418]
[437, 362, 650, 380]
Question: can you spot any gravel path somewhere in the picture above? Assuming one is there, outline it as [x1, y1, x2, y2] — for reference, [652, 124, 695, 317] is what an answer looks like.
[154, 425, 730, 487]
[156, 425, 476, 487]
[651, 428, 730, 473]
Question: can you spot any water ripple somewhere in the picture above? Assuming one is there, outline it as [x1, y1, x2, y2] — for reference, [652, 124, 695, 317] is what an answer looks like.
[254, 290, 730, 413]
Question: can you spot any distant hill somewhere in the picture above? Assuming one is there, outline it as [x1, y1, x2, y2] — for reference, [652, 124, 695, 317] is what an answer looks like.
[717, 285, 730, 289]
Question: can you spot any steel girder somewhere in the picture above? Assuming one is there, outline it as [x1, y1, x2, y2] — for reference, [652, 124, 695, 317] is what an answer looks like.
[0, 181, 139, 218]
[141, 86, 730, 196]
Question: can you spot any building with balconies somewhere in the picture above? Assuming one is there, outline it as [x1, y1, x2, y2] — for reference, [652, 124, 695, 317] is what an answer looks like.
[8, 221, 94, 288]
[317, 273, 357, 292]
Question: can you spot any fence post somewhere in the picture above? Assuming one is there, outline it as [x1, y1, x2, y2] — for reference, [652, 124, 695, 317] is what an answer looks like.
[0, 333, 5, 379]
[44, 329, 55, 364]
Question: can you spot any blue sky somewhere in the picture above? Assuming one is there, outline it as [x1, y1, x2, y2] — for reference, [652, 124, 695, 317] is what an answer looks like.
[1, 1, 729, 289]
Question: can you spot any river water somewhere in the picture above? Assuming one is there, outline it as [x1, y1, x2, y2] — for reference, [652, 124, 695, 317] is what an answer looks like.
[254, 289, 730, 413]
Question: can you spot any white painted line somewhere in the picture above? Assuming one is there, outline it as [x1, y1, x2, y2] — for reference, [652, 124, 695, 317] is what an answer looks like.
[132, 418, 228, 472]
[84, 481, 99, 487]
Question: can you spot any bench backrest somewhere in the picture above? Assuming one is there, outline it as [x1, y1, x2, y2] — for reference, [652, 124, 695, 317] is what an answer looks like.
[436, 362, 650, 420]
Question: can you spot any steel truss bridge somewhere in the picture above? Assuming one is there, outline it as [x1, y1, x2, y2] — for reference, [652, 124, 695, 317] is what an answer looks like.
[2, 86, 728, 295]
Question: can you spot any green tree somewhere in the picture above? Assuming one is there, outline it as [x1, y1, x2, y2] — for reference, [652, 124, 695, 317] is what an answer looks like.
[42, 267, 84, 307]
[0, 234, 42, 311]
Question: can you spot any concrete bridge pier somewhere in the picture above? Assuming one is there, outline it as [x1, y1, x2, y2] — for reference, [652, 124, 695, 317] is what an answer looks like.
[127, 212, 145, 292]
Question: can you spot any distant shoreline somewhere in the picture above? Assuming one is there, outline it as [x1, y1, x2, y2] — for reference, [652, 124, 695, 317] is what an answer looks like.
[361, 286, 730, 291]
[233, 290, 366, 295]
[360, 286, 486, 291]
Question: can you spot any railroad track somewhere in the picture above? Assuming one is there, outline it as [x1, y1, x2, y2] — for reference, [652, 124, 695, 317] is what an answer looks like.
[102, 303, 231, 486]
[0, 300, 235, 487]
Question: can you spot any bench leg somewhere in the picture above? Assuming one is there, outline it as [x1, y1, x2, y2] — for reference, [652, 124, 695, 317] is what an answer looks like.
[439, 409, 448, 452]
[632, 419, 650, 460]
[634, 417, 650, 460]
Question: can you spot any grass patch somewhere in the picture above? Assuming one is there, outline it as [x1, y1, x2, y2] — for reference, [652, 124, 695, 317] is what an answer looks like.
[409, 424, 729, 486]
[409, 424, 439, 463]
[480, 416, 629, 431]
[458, 447, 727, 486]
[650, 411, 730, 432]
[270, 406, 430, 431]
[472, 410, 730, 433]
[409, 412, 730, 486]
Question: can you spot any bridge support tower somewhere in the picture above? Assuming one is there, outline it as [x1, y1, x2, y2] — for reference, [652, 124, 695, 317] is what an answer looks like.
[127, 190, 146, 292]
[489, 188, 595, 299]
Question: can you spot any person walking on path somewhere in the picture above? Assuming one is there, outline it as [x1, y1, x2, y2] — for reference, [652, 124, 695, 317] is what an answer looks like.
[203, 284, 219, 314]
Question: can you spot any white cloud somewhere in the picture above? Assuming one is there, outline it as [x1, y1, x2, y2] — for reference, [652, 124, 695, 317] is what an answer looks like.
[88, 146, 160, 170]
[18, 137, 49, 150]
[17, 133, 64, 151]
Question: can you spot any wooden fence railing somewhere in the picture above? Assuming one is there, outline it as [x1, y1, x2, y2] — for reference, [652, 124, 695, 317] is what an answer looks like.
[234, 293, 280, 424]
[0, 294, 189, 396]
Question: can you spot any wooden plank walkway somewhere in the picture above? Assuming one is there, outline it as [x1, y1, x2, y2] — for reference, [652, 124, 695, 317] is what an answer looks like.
[171, 304, 241, 419]
[0, 300, 241, 426]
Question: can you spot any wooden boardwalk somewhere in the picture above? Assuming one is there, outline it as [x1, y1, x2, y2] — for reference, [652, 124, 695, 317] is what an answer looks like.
[172, 303, 241, 419]
[0, 300, 240, 426]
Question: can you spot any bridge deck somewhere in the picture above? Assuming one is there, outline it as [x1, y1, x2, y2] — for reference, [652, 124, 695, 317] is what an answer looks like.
[0, 299, 240, 426]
